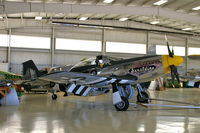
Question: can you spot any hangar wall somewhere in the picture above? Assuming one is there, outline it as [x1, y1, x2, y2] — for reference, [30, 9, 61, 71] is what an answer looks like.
[0, 20, 199, 74]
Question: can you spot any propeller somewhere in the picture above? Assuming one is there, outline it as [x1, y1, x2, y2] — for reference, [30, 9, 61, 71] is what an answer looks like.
[170, 65, 180, 84]
[165, 35, 180, 85]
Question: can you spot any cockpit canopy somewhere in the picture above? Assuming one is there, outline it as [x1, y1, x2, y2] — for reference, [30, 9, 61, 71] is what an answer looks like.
[72, 55, 122, 68]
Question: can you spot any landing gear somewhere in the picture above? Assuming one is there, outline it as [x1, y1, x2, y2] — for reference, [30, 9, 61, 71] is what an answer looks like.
[136, 83, 149, 103]
[114, 96, 129, 111]
[137, 91, 149, 103]
[112, 83, 130, 111]
[52, 94, 57, 100]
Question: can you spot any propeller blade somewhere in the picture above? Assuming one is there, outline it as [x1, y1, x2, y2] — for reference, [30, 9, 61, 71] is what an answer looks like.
[171, 71, 175, 85]
[170, 65, 180, 84]
[172, 47, 174, 56]
[175, 73, 180, 83]
[165, 35, 174, 57]
[167, 42, 174, 57]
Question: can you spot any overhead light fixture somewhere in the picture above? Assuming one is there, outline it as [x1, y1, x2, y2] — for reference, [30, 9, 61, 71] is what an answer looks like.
[119, 17, 128, 21]
[35, 16, 42, 20]
[103, 0, 114, 3]
[192, 6, 200, 10]
[153, 0, 168, 6]
[0, 16, 3, 19]
[150, 20, 160, 25]
[79, 17, 88, 21]
[182, 27, 192, 31]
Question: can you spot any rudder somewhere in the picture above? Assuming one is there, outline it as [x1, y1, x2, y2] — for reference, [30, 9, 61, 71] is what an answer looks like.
[22, 60, 42, 79]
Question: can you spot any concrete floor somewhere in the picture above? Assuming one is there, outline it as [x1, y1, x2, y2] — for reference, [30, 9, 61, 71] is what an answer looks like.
[1, 88, 200, 133]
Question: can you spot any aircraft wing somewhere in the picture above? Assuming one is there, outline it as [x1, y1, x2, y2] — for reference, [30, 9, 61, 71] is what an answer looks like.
[38, 71, 134, 87]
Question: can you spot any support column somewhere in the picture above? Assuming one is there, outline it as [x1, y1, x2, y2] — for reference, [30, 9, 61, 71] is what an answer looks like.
[185, 37, 188, 76]
[146, 32, 156, 55]
[146, 31, 149, 55]
[51, 26, 55, 67]
[101, 28, 106, 55]
[7, 29, 11, 72]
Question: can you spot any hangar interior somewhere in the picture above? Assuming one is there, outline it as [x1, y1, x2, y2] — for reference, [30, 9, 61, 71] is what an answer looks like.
[0, 0, 200, 133]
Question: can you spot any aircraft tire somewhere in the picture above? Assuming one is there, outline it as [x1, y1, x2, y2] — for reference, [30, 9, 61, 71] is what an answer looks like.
[114, 96, 129, 111]
[137, 91, 149, 103]
[91, 70, 97, 75]
[52, 94, 57, 100]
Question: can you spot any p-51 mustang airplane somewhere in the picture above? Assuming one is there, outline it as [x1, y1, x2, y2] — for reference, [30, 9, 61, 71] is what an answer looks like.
[22, 44, 183, 111]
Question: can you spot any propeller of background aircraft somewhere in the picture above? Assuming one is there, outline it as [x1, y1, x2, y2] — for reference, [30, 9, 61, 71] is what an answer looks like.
[165, 35, 180, 84]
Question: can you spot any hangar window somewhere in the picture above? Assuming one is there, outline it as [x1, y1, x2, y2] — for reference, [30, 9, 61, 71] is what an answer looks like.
[156, 45, 185, 56]
[56, 38, 101, 52]
[11, 35, 50, 49]
[106, 42, 146, 54]
[0, 34, 8, 47]
[188, 47, 200, 55]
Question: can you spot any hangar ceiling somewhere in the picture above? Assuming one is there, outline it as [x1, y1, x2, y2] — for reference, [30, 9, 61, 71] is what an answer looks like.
[0, 0, 200, 34]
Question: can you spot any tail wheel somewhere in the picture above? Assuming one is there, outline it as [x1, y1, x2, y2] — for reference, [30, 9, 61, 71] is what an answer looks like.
[137, 91, 149, 103]
[114, 96, 129, 111]
[91, 70, 97, 75]
[52, 94, 57, 100]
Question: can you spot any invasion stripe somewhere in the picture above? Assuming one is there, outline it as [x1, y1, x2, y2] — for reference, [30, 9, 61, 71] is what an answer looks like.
[72, 85, 81, 93]
[78, 86, 88, 96]
[75, 86, 85, 95]
[82, 87, 92, 96]
[67, 84, 76, 93]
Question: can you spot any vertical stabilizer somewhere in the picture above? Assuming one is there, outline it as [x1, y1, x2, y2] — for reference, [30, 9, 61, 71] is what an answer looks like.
[22, 60, 42, 79]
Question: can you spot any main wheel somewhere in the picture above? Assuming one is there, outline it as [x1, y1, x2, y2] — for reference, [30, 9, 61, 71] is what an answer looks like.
[114, 96, 129, 111]
[52, 94, 57, 100]
[137, 91, 149, 103]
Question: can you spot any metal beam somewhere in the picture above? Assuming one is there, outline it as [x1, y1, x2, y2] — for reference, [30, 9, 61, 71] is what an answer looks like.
[146, 31, 149, 55]
[7, 28, 11, 72]
[1, 1, 200, 24]
[101, 28, 106, 55]
[51, 26, 55, 67]
[185, 37, 188, 76]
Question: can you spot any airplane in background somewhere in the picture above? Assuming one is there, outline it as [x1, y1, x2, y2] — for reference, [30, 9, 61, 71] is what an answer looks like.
[21, 41, 183, 111]
[0, 71, 22, 87]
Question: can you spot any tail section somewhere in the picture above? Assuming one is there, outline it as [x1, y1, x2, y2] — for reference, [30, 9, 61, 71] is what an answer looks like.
[22, 60, 43, 79]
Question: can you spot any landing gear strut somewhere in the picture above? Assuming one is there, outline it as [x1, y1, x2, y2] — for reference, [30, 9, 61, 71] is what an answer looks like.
[136, 84, 149, 103]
